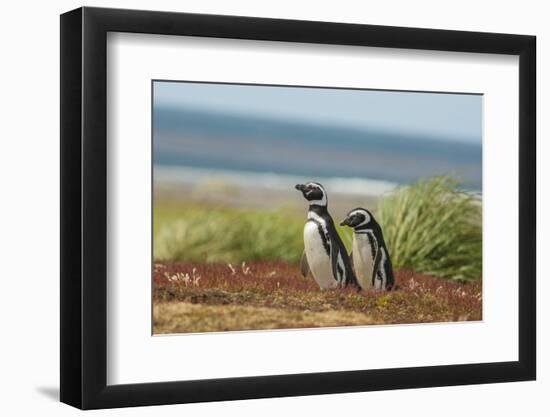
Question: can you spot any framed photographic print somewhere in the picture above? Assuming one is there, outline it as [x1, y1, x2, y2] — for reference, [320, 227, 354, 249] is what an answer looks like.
[60, 6, 536, 410]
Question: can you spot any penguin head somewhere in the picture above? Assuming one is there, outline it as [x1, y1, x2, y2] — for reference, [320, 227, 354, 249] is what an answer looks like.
[340, 208, 373, 229]
[295, 182, 327, 206]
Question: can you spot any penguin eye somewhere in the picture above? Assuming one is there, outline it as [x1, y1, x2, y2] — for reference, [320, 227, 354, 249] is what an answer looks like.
[308, 185, 320, 193]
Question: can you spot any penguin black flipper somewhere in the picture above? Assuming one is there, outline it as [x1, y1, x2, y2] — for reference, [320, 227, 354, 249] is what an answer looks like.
[329, 242, 343, 285]
[371, 247, 383, 287]
[326, 228, 348, 286]
[300, 251, 310, 278]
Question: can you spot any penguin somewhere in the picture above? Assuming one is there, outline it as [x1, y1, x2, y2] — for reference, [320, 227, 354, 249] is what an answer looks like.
[340, 208, 395, 291]
[295, 182, 358, 289]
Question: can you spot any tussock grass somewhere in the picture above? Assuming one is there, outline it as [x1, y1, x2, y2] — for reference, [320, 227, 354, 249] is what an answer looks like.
[377, 177, 482, 281]
[154, 205, 304, 263]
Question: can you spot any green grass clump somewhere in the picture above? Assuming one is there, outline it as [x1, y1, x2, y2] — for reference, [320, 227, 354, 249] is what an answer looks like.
[377, 176, 482, 281]
[154, 205, 304, 263]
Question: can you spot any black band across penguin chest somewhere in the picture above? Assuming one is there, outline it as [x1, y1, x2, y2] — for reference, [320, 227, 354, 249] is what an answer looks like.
[308, 219, 330, 256]
[354, 226, 395, 290]
[355, 229, 378, 255]
[364, 231, 377, 258]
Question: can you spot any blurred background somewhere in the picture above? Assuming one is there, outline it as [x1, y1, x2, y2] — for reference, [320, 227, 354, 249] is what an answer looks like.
[153, 81, 482, 216]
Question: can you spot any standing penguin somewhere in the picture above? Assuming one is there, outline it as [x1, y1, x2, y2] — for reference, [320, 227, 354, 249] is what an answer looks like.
[295, 182, 357, 289]
[340, 208, 395, 291]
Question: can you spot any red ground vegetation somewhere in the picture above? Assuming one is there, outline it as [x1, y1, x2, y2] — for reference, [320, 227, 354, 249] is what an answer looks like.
[153, 261, 482, 332]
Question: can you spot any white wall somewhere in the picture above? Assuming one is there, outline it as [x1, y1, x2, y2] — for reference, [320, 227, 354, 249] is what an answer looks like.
[0, 0, 545, 415]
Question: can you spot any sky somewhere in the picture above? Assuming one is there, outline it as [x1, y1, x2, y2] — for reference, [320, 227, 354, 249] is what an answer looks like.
[154, 81, 482, 145]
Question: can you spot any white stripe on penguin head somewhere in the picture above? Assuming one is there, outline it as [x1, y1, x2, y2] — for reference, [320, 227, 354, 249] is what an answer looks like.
[306, 182, 327, 206]
[349, 208, 371, 228]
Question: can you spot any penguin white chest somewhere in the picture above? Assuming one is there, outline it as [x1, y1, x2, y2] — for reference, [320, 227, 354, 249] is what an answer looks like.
[303, 221, 337, 289]
[352, 233, 375, 289]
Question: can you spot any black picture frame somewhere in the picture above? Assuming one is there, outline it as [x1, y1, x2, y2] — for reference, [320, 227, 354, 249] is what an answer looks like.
[60, 6, 536, 410]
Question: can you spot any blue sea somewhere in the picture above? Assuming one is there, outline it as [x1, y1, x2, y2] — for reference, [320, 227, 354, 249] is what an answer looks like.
[153, 106, 482, 192]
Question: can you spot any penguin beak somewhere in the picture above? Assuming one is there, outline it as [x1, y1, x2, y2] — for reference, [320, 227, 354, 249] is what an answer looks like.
[295, 184, 306, 192]
[340, 217, 349, 227]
